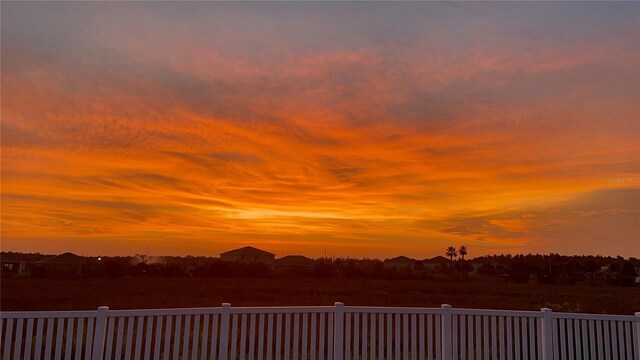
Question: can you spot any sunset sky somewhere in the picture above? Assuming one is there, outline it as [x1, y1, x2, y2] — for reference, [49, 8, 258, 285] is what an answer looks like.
[2, 2, 639, 259]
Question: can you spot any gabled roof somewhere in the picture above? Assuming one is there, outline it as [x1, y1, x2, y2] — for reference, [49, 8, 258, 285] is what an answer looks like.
[220, 246, 274, 257]
[276, 255, 315, 266]
[38, 252, 87, 264]
[422, 255, 450, 264]
[384, 256, 416, 263]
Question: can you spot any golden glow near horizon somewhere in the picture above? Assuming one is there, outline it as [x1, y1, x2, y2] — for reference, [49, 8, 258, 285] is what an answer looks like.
[1, 2, 639, 258]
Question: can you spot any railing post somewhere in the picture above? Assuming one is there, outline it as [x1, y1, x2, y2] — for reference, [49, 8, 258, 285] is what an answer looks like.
[218, 303, 231, 360]
[441, 304, 452, 360]
[633, 312, 640, 357]
[333, 302, 345, 360]
[541, 308, 553, 360]
[91, 306, 109, 360]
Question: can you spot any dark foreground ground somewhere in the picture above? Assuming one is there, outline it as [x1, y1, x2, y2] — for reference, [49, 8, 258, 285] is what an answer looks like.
[1, 277, 638, 314]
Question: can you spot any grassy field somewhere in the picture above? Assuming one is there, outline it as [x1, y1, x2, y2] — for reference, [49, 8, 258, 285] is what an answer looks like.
[1, 277, 638, 314]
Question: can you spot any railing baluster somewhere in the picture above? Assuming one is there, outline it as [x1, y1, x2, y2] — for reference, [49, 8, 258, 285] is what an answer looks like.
[378, 312, 384, 360]
[199, 315, 208, 360]
[135, 316, 145, 360]
[55, 318, 64, 360]
[588, 320, 596, 360]
[153, 316, 163, 360]
[240, 314, 248, 360]
[572, 320, 582, 359]
[13, 318, 23, 360]
[370, 313, 376, 359]
[403, 313, 409, 360]
[276, 314, 283, 360]
[490, 316, 497, 360]
[361, 313, 367, 360]
[44, 317, 55, 360]
[419, 314, 425, 360]
[211, 314, 219, 360]
[595, 320, 603, 359]
[145, 316, 154, 360]
[230, 314, 238, 360]
[300, 314, 307, 360]
[249, 314, 257, 360]
[104, 317, 114, 360]
[24, 319, 34, 360]
[617, 321, 625, 359]
[260, 314, 267, 360]
[162, 316, 172, 360]
[506, 316, 512, 360]
[115, 317, 125, 360]
[429, 314, 435, 360]
[192, 315, 200, 360]
[284, 313, 290, 360]
[411, 314, 417, 360]
[267, 313, 275, 360]
[172, 315, 182, 360]
[353, 313, 359, 360]
[3, 318, 13, 360]
[292, 313, 300, 360]
[624, 321, 632, 359]
[395, 313, 401, 359]
[483, 316, 489, 360]
[124, 317, 135, 360]
[459, 314, 465, 360]
[611, 320, 618, 359]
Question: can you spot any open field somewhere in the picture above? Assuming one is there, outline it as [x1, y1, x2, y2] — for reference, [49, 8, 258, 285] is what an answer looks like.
[1, 277, 638, 314]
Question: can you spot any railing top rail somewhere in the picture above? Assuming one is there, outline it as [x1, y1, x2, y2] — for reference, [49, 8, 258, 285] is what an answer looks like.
[0, 310, 98, 319]
[344, 306, 442, 314]
[452, 308, 543, 318]
[2, 304, 638, 321]
[107, 306, 223, 317]
[551, 312, 638, 321]
[229, 306, 335, 314]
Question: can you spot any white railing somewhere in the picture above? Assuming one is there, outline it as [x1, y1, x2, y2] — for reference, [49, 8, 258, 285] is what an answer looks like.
[1, 304, 638, 359]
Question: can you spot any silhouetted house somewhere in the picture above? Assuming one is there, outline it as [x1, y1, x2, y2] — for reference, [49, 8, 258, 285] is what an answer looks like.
[275, 255, 316, 272]
[1, 253, 28, 274]
[220, 246, 275, 267]
[383, 256, 417, 269]
[421, 256, 450, 269]
[35, 252, 88, 277]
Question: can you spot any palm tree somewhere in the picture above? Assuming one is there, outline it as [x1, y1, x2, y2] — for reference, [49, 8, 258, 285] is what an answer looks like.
[446, 246, 457, 268]
[459, 245, 468, 261]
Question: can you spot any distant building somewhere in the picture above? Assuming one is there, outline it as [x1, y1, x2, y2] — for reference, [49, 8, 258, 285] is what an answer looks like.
[36, 252, 89, 277]
[421, 256, 450, 269]
[1, 253, 28, 274]
[220, 246, 275, 267]
[383, 256, 417, 269]
[275, 255, 316, 271]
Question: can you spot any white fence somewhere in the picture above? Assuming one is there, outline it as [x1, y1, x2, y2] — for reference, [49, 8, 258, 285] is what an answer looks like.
[1, 303, 638, 359]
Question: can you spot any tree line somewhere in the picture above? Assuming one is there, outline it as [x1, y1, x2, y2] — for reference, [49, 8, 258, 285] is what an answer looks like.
[3, 251, 638, 287]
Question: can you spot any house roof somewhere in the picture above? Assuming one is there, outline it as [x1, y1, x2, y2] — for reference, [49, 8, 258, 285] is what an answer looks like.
[0, 252, 29, 262]
[422, 255, 450, 264]
[38, 252, 88, 264]
[276, 255, 315, 266]
[220, 246, 275, 257]
[384, 256, 416, 263]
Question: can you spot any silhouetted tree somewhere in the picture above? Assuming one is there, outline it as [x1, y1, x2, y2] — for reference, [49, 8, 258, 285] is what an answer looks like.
[459, 246, 468, 261]
[446, 246, 458, 268]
